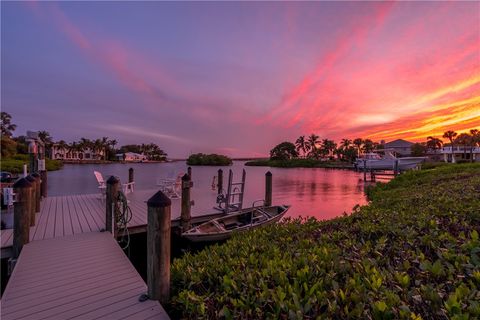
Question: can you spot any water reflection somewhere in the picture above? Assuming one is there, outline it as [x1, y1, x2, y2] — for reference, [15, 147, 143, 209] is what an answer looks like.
[46, 162, 367, 220]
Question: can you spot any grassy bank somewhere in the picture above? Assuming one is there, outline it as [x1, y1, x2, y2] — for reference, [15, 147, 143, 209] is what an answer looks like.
[245, 158, 354, 169]
[169, 163, 480, 319]
[1, 154, 63, 173]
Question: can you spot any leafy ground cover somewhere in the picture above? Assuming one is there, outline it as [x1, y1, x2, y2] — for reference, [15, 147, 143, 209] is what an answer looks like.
[1, 154, 63, 173]
[169, 163, 480, 319]
[245, 158, 353, 168]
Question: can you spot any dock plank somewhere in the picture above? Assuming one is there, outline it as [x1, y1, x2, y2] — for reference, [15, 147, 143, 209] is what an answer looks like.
[2, 188, 223, 255]
[1, 232, 169, 320]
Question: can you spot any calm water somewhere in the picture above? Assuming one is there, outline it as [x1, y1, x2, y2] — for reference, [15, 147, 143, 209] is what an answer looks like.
[47, 161, 367, 220]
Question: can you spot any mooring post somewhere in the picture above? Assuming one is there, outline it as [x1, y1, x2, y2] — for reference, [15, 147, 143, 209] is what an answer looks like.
[38, 156, 48, 198]
[181, 174, 192, 232]
[106, 176, 120, 236]
[146, 191, 171, 304]
[370, 169, 375, 182]
[265, 171, 272, 207]
[13, 178, 33, 258]
[25, 175, 37, 226]
[31, 173, 41, 213]
[217, 169, 223, 195]
[187, 166, 192, 180]
[363, 160, 367, 181]
[394, 159, 399, 176]
[128, 168, 134, 184]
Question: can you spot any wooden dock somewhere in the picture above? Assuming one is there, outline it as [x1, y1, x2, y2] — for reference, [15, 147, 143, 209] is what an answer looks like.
[1, 232, 168, 319]
[1, 188, 225, 258]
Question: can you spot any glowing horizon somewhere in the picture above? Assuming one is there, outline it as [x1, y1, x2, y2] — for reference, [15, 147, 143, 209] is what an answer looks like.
[2, 2, 479, 157]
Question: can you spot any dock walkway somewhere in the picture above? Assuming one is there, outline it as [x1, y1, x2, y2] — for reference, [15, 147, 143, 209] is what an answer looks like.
[1, 232, 168, 319]
[1, 188, 225, 258]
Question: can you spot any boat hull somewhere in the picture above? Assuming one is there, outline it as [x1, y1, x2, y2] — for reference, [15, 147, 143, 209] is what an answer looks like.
[182, 205, 289, 242]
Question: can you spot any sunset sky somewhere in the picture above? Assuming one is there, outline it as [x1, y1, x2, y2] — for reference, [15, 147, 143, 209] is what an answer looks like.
[2, 1, 479, 157]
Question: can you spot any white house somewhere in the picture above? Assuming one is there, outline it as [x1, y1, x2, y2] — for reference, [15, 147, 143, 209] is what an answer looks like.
[441, 145, 480, 163]
[51, 145, 105, 161]
[116, 152, 148, 162]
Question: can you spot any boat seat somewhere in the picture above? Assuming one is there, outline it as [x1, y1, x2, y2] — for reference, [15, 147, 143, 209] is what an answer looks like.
[224, 222, 241, 230]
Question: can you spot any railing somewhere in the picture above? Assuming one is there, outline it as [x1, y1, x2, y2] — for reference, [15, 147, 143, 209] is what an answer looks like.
[442, 146, 480, 153]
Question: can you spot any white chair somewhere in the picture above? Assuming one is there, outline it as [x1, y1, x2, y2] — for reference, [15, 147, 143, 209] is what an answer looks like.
[156, 172, 183, 199]
[94, 171, 135, 197]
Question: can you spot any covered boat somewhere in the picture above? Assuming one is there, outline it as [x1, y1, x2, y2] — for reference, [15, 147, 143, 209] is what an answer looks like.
[182, 205, 290, 242]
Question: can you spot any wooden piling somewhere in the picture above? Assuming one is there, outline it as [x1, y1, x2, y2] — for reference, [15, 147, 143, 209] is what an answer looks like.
[181, 174, 192, 232]
[265, 171, 272, 207]
[40, 170, 48, 198]
[394, 160, 399, 176]
[370, 169, 375, 182]
[146, 191, 171, 304]
[31, 172, 41, 213]
[217, 169, 223, 195]
[13, 178, 33, 258]
[106, 176, 120, 236]
[187, 166, 192, 180]
[25, 175, 37, 226]
[128, 168, 134, 184]
[363, 161, 367, 181]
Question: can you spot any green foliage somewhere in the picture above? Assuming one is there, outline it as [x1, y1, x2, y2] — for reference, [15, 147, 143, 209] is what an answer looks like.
[187, 153, 233, 166]
[1, 154, 63, 173]
[170, 163, 480, 319]
[1, 136, 17, 158]
[245, 158, 353, 168]
[411, 143, 427, 156]
[270, 142, 299, 160]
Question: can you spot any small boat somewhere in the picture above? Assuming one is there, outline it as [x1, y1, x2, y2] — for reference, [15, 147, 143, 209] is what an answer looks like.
[182, 205, 291, 242]
[355, 152, 425, 171]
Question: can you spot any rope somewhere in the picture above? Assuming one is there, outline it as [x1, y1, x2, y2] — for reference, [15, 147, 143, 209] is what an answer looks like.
[115, 191, 132, 251]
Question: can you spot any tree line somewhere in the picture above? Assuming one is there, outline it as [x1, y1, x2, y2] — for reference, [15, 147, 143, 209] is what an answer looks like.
[0, 112, 168, 161]
[270, 129, 480, 162]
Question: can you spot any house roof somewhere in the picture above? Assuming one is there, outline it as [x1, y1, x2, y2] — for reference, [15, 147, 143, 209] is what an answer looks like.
[384, 139, 414, 147]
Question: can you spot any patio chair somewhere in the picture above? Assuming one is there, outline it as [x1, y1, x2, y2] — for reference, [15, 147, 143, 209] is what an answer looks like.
[156, 172, 183, 199]
[94, 171, 135, 197]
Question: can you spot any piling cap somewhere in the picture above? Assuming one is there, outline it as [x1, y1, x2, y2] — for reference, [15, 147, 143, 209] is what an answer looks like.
[13, 177, 33, 189]
[31, 172, 40, 178]
[266, 171, 272, 176]
[25, 175, 36, 182]
[147, 191, 172, 208]
[181, 173, 190, 181]
[106, 176, 120, 185]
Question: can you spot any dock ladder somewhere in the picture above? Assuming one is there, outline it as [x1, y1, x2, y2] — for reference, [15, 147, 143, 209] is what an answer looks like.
[216, 169, 246, 213]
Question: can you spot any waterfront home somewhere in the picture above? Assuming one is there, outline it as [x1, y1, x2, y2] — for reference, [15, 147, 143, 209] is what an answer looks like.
[441, 145, 480, 162]
[116, 152, 148, 162]
[51, 144, 105, 161]
[381, 139, 414, 156]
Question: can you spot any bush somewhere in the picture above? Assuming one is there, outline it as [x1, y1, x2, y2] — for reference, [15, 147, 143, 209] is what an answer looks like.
[187, 153, 232, 166]
[1, 156, 63, 173]
[169, 163, 480, 319]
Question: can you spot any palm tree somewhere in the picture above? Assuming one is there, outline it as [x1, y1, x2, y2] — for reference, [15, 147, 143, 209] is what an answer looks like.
[295, 136, 308, 158]
[443, 130, 458, 163]
[38, 131, 54, 158]
[307, 134, 319, 158]
[340, 138, 352, 149]
[353, 138, 363, 157]
[426, 136, 443, 152]
[321, 139, 337, 158]
[1, 112, 17, 137]
[362, 139, 375, 153]
[470, 129, 479, 146]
